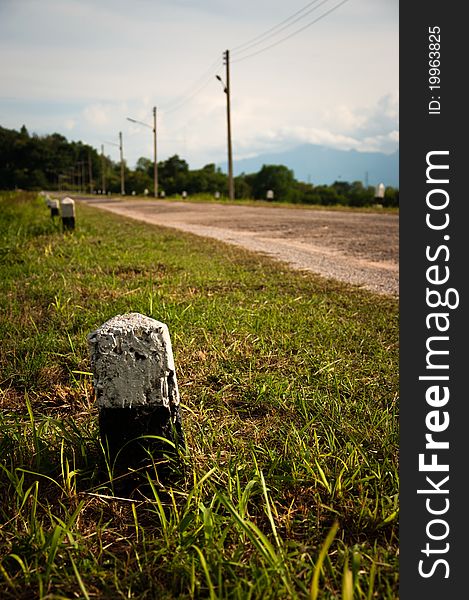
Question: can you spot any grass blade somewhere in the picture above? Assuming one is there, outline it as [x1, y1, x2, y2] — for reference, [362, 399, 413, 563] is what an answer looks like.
[70, 554, 90, 600]
[310, 521, 339, 600]
[192, 545, 217, 600]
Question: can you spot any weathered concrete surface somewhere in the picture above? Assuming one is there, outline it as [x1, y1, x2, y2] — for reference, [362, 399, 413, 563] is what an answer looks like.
[88, 313, 180, 410]
[88, 313, 183, 473]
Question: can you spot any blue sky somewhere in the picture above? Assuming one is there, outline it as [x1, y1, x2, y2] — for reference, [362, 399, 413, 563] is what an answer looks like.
[0, 0, 398, 169]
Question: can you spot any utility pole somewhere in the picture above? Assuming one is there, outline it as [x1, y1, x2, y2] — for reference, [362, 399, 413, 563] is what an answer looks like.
[119, 131, 125, 195]
[224, 50, 234, 201]
[101, 144, 106, 194]
[126, 109, 158, 197]
[153, 106, 158, 198]
[88, 151, 93, 193]
[82, 160, 86, 193]
[104, 135, 125, 195]
[76, 161, 83, 193]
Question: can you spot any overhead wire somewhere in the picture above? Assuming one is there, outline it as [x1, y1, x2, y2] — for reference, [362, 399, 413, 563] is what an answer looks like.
[159, 57, 223, 114]
[232, 0, 351, 64]
[128, 0, 351, 156]
[148, 0, 350, 115]
[231, 0, 331, 56]
[157, 0, 349, 115]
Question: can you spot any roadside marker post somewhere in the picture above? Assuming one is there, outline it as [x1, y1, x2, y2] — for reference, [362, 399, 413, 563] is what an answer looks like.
[88, 313, 184, 476]
[49, 198, 60, 218]
[374, 183, 385, 201]
[60, 197, 75, 230]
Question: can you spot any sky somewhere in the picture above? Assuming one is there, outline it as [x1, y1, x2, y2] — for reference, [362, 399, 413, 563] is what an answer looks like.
[0, 0, 398, 171]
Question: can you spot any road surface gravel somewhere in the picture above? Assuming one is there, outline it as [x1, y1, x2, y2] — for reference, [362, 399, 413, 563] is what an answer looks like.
[76, 197, 399, 297]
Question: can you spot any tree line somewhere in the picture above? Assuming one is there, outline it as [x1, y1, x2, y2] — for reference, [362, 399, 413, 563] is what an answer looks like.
[0, 125, 399, 207]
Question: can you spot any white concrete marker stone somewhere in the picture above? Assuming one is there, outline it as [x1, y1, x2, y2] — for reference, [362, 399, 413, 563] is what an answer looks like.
[49, 198, 59, 217]
[60, 197, 75, 230]
[88, 313, 184, 472]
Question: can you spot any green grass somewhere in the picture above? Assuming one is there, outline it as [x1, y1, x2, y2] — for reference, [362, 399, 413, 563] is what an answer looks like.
[0, 191, 399, 599]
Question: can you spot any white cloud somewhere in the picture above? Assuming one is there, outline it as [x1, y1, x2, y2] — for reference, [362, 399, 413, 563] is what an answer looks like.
[360, 130, 399, 154]
[227, 92, 399, 160]
[321, 94, 398, 134]
[83, 104, 112, 128]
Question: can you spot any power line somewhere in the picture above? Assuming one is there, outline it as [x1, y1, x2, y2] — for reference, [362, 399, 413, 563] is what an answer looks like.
[232, 0, 329, 56]
[162, 69, 220, 115]
[139, 1, 349, 117]
[160, 57, 223, 114]
[127, 0, 351, 163]
[232, 0, 351, 64]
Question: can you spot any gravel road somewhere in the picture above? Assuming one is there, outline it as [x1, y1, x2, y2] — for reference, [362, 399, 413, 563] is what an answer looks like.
[76, 197, 399, 297]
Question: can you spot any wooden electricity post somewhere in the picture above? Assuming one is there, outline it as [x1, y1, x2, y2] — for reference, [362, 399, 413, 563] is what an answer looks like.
[88, 151, 93, 194]
[119, 131, 125, 196]
[126, 110, 158, 197]
[101, 144, 106, 194]
[224, 50, 234, 201]
[153, 107, 158, 198]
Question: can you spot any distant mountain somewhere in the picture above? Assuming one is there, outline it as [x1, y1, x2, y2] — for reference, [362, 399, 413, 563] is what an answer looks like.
[226, 144, 399, 188]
